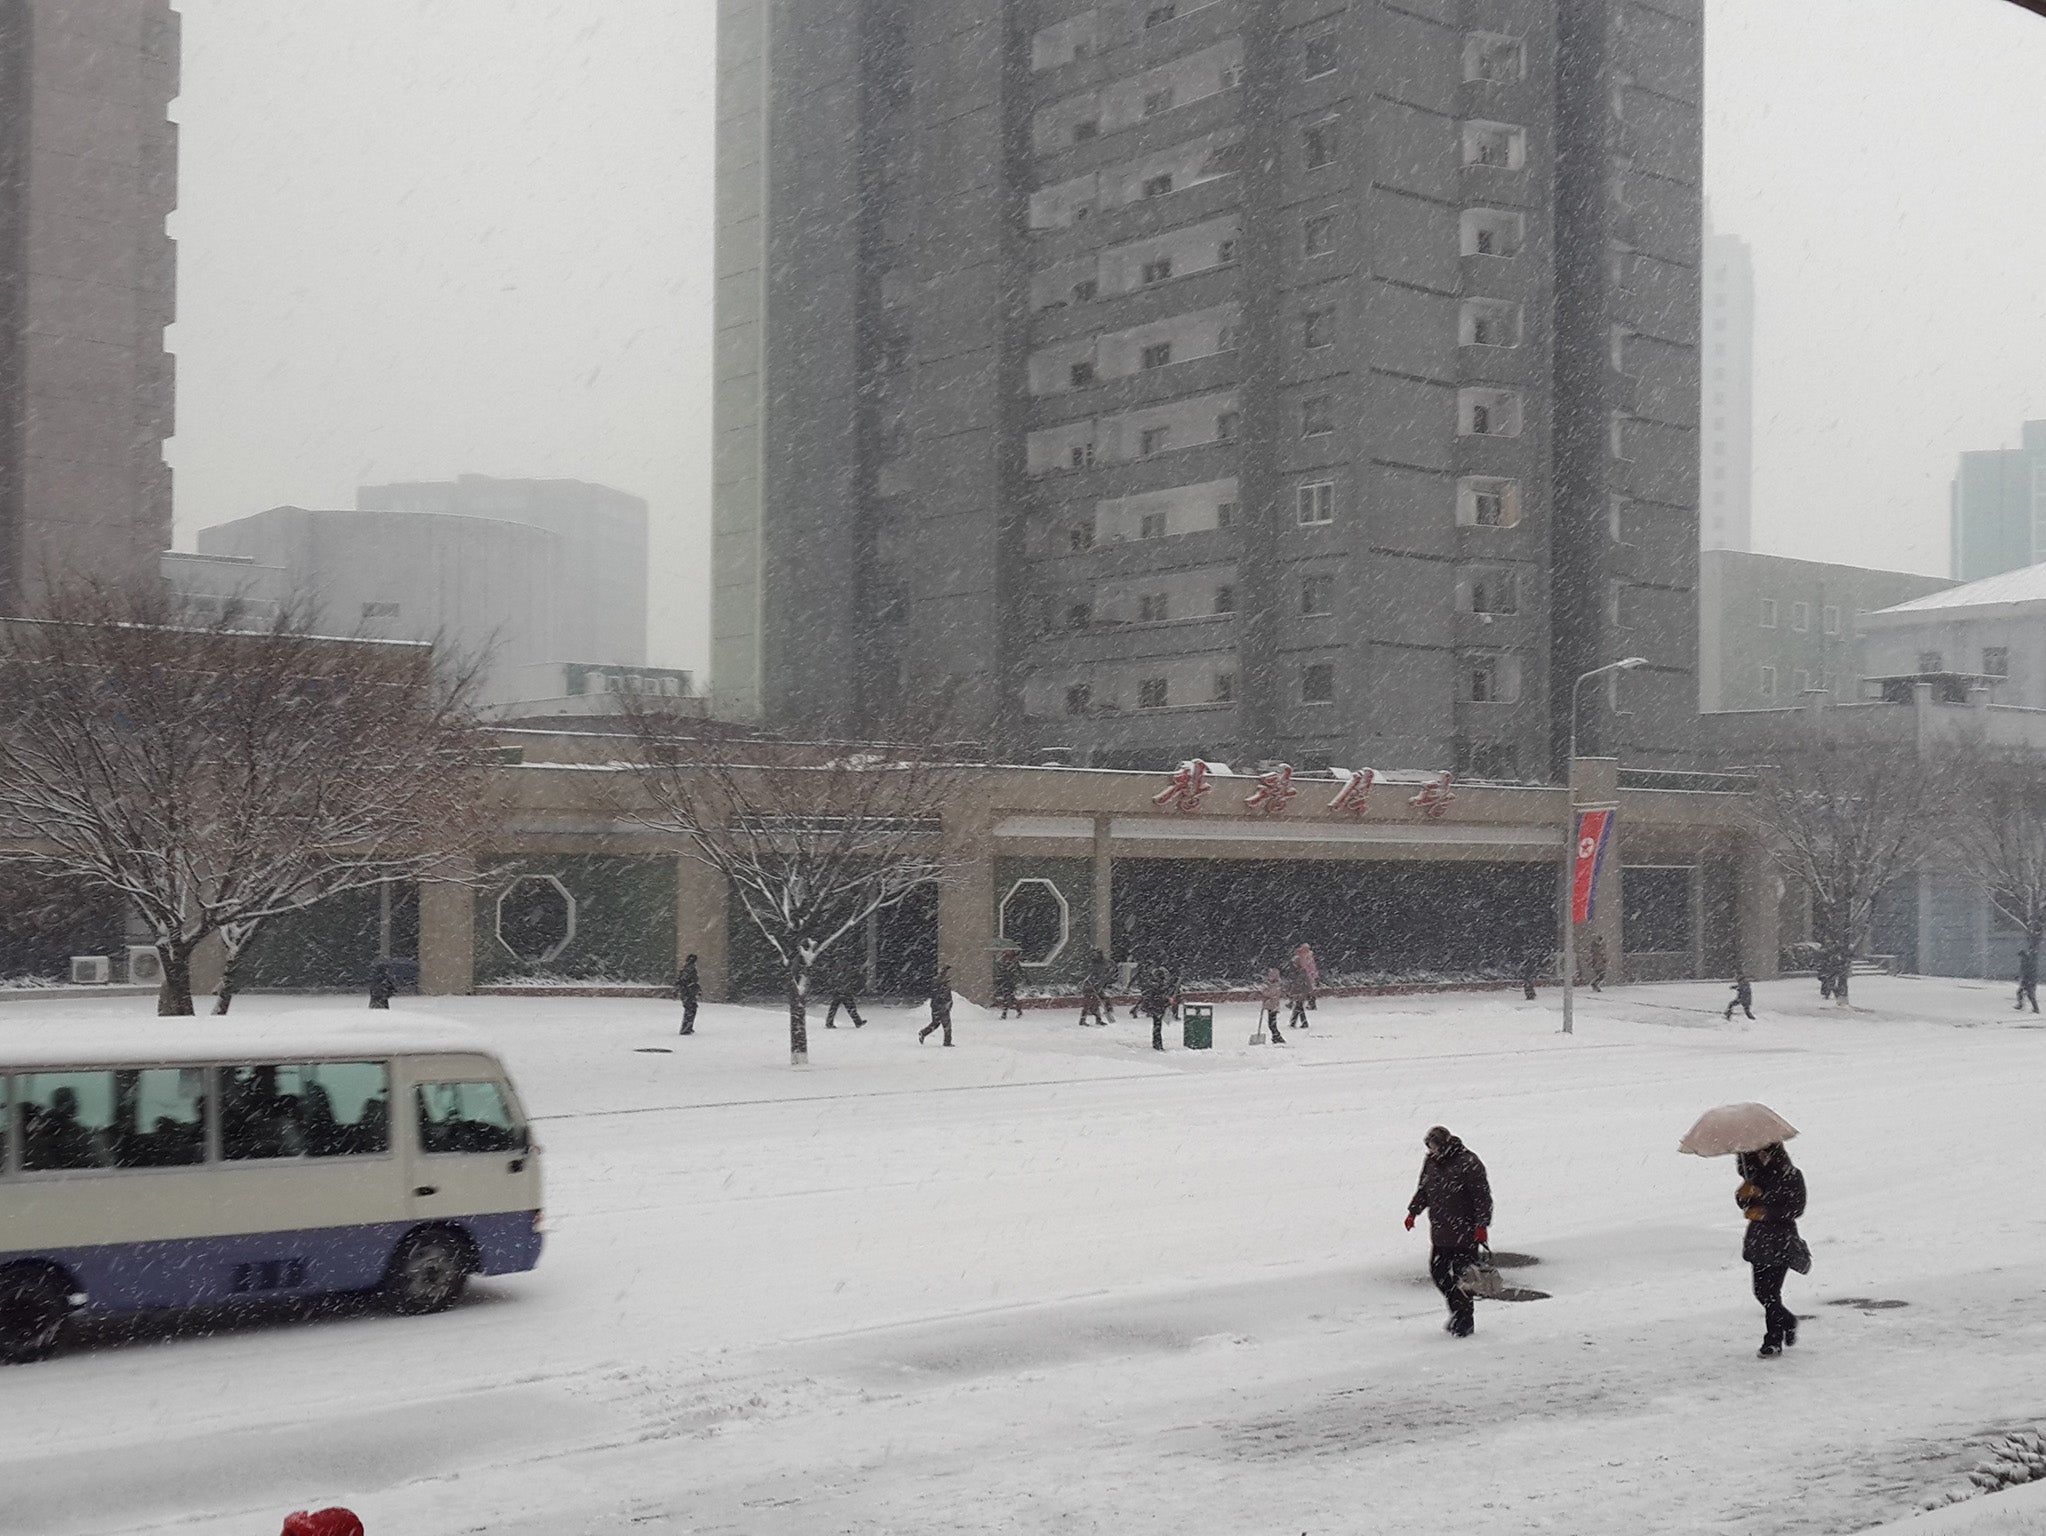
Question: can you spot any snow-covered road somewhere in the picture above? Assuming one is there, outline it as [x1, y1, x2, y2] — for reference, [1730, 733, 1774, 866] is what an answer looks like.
[5, 978, 2044, 1535]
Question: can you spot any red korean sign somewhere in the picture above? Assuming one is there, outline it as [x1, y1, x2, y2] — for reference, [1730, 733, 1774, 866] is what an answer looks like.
[1571, 807, 1616, 925]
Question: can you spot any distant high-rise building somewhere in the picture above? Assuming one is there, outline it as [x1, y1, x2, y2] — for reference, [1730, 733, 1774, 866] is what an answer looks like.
[1699, 214, 1753, 552]
[1951, 421, 2046, 583]
[714, 0, 1703, 779]
[0, 0, 179, 610]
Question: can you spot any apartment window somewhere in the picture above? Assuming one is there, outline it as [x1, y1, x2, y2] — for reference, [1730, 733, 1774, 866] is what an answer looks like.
[1790, 602, 1810, 633]
[1758, 665, 1777, 698]
[1217, 237, 1238, 264]
[1142, 172, 1175, 198]
[1214, 671, 1237, 703]
[1297, 481, 1336, 525]
[1141, 341, 1173, 370]
[1066, 602, 1091, 631]
[1070, 443, 1096, 469]
[1985, 647, 2011, 678]
[1069, 360, 1097, 388]
[1459, 389, 1521, 437]
[1143, 87, 1175, 117]
[1303, 121, 1338, 169]
[1304, 215, 1335, 256]
[1461, 298, 1522, 348]
[1216, 409, 1241, 441]
[1141, 256, 1174, 285]
[1072, 119, 1099, 143]
[1301, 663, 1336, 705]
[1214, 584, 1235, 614]
[1215, 499, 1238, 528]
[1758, 598, 1777, 629]
[1300, 574, 1334, 616]
[1458, 476, 1520, 528]
[1140, 425, 1172, 456]
[1823, 605, 1841, 636]
[1138, 677, 1170, 709]
[1917, 650, 1945, 673]
[1464, 32, 1525, 82]
[1072, 278, 1099, 304]
[1139, 592, 1170, 623]
[1304, 36, 1339, 78]
[1462, 121, 1525, 170]
[1465, 656, 1502, 703]
[1144, 3, 1176, 26]
[1138, 511, 1168, 539]
[1301, 395, 1335, 436]
[1302, 308, 1336, 349]
[1065, 683, 1092, 716]
[1068, 523, 1094, 552]
[1461, 208, 1524, 258]
[1468, 570, 1517, 615]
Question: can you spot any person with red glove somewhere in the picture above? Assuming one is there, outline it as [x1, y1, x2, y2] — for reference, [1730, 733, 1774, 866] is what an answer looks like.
[282, 1510, 364, 1536]
[1405, 1125, 1494, 1338]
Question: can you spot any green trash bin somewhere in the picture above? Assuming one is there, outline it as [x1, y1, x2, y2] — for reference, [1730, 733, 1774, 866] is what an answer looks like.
[1182, 1003, 1213, 1050]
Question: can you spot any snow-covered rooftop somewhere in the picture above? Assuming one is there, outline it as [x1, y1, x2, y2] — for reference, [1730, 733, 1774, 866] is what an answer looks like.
[1874, 560, 2046, 615]
[0, 1009, 495, 1069]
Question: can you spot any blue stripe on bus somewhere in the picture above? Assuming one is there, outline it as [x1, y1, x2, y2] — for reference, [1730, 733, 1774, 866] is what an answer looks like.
[0, 1212, 542, 1314]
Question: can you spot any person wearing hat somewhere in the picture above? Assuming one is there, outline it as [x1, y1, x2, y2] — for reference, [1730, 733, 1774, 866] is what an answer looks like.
[1404, 1125, 1494, 1338]
[1736, 1141, 1807, 1357]
[282, 1511, 363, 1536]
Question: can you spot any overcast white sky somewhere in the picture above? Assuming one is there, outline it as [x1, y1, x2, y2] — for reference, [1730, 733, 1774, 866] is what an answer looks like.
[165, 0, 2046, 675]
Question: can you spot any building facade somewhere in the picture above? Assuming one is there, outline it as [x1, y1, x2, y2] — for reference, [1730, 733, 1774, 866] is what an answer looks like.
[1951, 420, 2046, 584]
[1860, 563, 2046, 709]
[1698, 549, 1952, 712]
[713, 0, 1704, 782]
[1699, 214, 1752, 552]
[0, 0, 179, 612]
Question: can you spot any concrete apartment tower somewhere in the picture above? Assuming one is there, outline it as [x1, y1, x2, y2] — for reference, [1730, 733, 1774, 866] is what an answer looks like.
[0, 0, 179, 612]
[714, 0, 1701, 779]
[1950, 420, 2046, 584]
[1698, 211, 1753, 552]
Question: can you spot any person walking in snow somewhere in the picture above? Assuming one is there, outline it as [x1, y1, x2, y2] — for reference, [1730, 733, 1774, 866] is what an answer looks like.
[1519, 945, 1543, 1001]
[821, 951, 866, 1029]
[1584, 935, 1608, 993]
[1079, 948, 1114, 1027]
[366, 958, 393, 1012]
[918, 965, 955, 1046]
[1281, 955, 1312, 1029]
[1137, 961, 1173, 1052]
[994, 947, 1024, 1019]
[1164, 960, 1183, 1020]
[2017, 947, 2039, 1014]
[282, 1511, 364, 1536]
[1257, 968, 1286, 1044]
[1724, 973, 1755, 1021]
[1405, 1125, 1494, 1338]
[1735, 1141, 1807, 1357]
[1294, 942, 1320, 1011]
[676, 954, 700, 1036]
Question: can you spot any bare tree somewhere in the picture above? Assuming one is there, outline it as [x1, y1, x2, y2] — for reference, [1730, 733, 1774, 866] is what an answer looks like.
[1944, 736, 2046, 966]
[0, 583, 492, 1015]
[1748, 737, 1950, 1005]
[617, 706, 977, 1065]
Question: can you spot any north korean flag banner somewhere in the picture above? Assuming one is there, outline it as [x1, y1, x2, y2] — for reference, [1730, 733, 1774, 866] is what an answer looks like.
[1571, 807, 1616, 925]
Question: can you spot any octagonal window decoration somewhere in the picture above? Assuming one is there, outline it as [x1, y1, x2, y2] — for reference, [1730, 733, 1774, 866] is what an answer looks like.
[999, 877, 1070, 968]
[495, 873, 578, 964]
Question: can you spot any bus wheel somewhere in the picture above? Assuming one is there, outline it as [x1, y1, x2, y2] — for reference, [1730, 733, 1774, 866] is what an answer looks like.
[382, 1229, 469, 1316]
[0, 1266, 74, 1363]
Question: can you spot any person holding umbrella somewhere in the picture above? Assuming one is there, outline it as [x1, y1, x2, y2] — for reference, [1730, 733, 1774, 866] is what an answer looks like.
[1680, 1103, 1810, 1358]
[1404, 1125, 1493, 1338]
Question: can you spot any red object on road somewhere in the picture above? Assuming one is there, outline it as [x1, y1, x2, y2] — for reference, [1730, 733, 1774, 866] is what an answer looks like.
[282, 1511, 364, 1536]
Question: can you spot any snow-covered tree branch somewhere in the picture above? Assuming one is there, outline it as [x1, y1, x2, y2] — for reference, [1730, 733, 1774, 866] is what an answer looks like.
[1943, 735, 2046, 964]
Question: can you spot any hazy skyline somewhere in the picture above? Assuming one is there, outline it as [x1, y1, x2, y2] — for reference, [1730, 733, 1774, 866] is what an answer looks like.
[165, 1, 2046, 676]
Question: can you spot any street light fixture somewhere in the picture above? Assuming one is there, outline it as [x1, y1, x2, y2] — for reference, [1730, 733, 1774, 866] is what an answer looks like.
[1562, 656, 1650, 1036]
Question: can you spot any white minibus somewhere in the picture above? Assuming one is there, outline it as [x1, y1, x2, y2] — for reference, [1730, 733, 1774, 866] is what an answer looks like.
[0, 1014, 543, 1361]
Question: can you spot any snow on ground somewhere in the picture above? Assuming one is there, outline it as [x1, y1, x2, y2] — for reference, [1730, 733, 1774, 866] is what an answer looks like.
[4, 976, 2046, 1535]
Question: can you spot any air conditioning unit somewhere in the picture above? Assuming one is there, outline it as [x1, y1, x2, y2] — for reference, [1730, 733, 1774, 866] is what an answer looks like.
[70, 955, 111, 986]
[128, 946, 166, 986]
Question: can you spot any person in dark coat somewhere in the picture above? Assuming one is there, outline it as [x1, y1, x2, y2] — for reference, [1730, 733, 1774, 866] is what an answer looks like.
[1079, 948, 1113, 1027]
[1281, 957, 1311, 1029]
[676, 954, 700, 1036]
[1735, 1141, 1807, 1357]
[367, 958, 393, 1011]
[1724, 973, 1755, 1021]
[1137, 962, 1172, 1052]
[1405, 1125, 1494, 1337]
[918, 965, 954, 1045]
[2018, 947, 2039, 1014]
[994, 948, 1024, 1019]
[821, 952, 866, 1029]
[1584, 935, 1608, 993]
[1520, 946, 1542, 1001]
[1163, 961, 1182, 1020]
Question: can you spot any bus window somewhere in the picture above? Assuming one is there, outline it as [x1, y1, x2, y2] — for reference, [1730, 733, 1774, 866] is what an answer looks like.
[20, 1073, 117, 1171]
[115, 1068, 208, 1167]
[221, 1062, 390, 1160]
[416, 1081, 524, 1154]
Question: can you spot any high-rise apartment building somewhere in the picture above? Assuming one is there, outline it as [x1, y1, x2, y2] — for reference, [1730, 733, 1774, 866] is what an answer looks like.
[1951, 420, 2046, 584]
[715, 0, 1702, 779]
[0, 0, 179, 611]
[1699, 214, 1752, 552]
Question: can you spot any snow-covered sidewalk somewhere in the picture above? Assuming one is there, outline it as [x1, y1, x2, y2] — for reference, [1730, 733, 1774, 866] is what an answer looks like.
[3, 976, 2043, 1534]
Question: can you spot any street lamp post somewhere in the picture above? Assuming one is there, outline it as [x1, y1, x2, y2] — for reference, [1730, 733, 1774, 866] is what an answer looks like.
[1562, 657, 1650, 1035]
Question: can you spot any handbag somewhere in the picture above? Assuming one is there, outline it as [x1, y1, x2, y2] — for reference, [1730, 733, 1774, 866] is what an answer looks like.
[1788, 1236, 1813, 1276]
[1459, 1247, 1507, 1299]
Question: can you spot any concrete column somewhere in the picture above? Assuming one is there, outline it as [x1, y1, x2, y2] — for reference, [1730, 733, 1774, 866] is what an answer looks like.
[937, 794, 995, 1005]
[677, 854, 729, 1000]
[1091, 814, 1113, 957]
[418, 875, 476, 996]
[1735, 834, 1781, 979]
[1571, 758, 1623, 981]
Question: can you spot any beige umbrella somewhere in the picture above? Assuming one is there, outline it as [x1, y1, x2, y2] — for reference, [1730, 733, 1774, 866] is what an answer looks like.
[1679, 1102, 1799, 1158]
